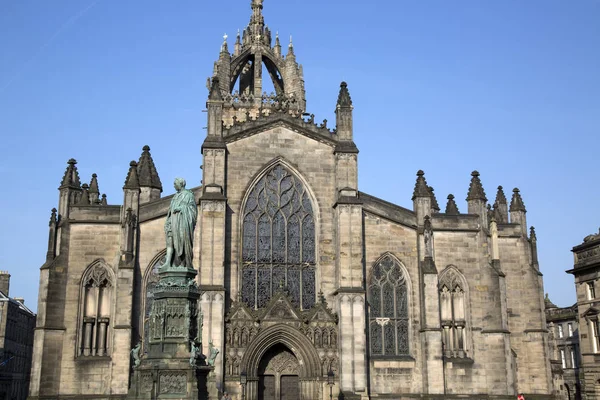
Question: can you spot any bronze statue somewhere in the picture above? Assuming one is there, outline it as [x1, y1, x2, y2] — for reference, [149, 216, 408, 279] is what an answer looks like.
[162, 178, 197, 269]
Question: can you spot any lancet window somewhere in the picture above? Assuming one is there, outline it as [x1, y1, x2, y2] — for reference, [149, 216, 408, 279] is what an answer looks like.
[368, 254, 409, 357]
[78, 262, 113, 357]
[241, 164, 316, 310]
[439, 266, 469, 358]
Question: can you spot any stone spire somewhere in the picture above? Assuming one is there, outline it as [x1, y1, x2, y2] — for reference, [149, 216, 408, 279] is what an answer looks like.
[412, 170, 430, 200]
[77, 184, 90, 205]
[466, 171, 488, 230]
[234, 29, 242, 56]
[510, 188, 527, 236]
[337, 81, 353, 108]
[287, 35, 295, 58]
[445, 194, 459, 215]
[493, 185, 508, 223]
[124, 161, 140, 189]
[274, 31, 281, 57]
[530, 226, 539, 269]
[58, 158, 82, 218]
[89, 173, 100, 204]
[60, 158, 81, 189]
[209, 77, 223, 101]
[335, 82, 354, 141]
[429, 186, 440, 213]
[248, 0, 265, 41]
[137, 146, 162, 203]
[509, 188, 526, 212]
[137, 146, 162, 189]
[466, 170, 487, 202]
[220, 33, 229, 54]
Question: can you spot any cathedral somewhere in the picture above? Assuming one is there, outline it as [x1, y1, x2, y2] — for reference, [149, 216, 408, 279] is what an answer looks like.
[29, 1, 556, 399]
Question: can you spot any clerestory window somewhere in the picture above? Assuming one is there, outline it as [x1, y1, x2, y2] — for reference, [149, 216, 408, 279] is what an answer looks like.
[78, 262, 113, 357]
[368, 254, 409, 357]
[241, 164, 316, 310]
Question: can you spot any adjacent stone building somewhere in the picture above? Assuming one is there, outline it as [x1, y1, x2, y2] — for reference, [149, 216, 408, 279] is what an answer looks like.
[29, 1, 556, 399]
[0, 271, 36, 400]
[568, 229, 600, 399]
[546, 295, 581, 400]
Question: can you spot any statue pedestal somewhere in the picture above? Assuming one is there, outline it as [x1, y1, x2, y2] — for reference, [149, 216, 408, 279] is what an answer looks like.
[128, 361, 215, 400]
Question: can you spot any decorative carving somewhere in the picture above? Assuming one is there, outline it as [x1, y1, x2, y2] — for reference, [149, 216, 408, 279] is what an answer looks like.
[579, 246, 600, 261]
[84, 264, 112, 288]
[131, 342, 141, 368]
[202, 201, 225, 212]
[159, 372, 186, 394]
[208, 340, 219, 366]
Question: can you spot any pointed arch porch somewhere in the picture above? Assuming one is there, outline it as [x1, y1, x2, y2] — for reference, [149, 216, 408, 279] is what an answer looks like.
[240, 324, 322, 400]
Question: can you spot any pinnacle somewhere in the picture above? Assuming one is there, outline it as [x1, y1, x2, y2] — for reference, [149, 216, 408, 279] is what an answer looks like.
[137, 145, 162, 191]
[412, 170, 430, 200]
[466, 170, 487, 202]
[336, 81, 353, 108]
[445, 194, 459, 215]
[429, 186, 440, 212]
[89, 173, 99, 194]
[495, 185, 507, 205]
[124, 161, 140, 189]
[530, 226, 537, 241]
[60, 158, 81, 188]
[77, 184, 90, 205]
[209, 77, 223, 101]
[509, 188, 526, 212]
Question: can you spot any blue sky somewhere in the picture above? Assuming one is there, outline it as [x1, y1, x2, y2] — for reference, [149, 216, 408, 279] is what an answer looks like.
[0, 0, 598, 310]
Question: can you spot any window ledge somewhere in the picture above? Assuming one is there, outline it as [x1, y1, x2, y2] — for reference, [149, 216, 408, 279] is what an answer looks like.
[76, 355, 111, 362]
[370, 355, 414, 361]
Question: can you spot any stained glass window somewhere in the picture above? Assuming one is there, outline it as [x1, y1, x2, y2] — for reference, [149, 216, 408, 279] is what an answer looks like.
[368, 255, 409, 356]
[241, 164, 316, 310]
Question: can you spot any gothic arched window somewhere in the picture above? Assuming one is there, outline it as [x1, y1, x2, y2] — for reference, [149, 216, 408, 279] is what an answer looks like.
[78, 261, 113, 357]
[439, 266, 469, 358]
[241, 164, 316, 310]
[368, 254, 409, 357]
[142, 254, 164, 354]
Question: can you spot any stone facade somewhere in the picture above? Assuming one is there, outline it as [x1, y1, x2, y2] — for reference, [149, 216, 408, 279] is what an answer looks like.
[0, 272, 36, 400]
[545, 296, 581, 400]
[29, 1, 556, 399]
[567, 230, 600, 400]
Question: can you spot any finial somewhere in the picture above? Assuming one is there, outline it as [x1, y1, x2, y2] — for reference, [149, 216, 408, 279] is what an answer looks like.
[77, 184, 90, 205]
[49, 208, 57, 226]
[137, 145, 162, 191]
[466, 170, 487, 202]
[101, 194, 107, 206]
[223, 33, 228, 41]
[336, 81, 353, 107]
[530, 226, 537, 241]
[412, 170, 430, 200]
[89, 173, 99, 194]
[60, 158, 82, 188]
[445, 194, 459, 215]
[124, 161, 140, 189]
[509, 188, 526, 212]
[208, 77, 223, 101]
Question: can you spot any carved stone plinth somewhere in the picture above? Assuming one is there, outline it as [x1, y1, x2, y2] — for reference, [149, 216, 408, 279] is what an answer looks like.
[128, 265, 216, 399]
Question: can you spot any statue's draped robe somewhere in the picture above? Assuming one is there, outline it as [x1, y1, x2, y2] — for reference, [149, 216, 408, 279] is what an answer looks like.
[165, 189, 197, 268]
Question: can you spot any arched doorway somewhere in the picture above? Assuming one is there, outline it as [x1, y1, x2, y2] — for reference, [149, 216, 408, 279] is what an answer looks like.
[258, 344, 300, 400]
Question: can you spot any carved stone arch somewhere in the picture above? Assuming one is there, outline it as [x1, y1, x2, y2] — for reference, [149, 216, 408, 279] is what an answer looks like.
[241, 324, 321, 380]
[438, 264, 468, 292]
[369, 252, 412, 291]
[230, 51, 286, 95]
[80, 259, 115, 287]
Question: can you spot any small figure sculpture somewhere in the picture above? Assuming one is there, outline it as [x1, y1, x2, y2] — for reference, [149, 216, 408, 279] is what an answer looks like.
[207, 340, 219, 367]
[190, 339, 201, 367]
[424, 216, 433, 258]
[131, 342, 142, 368]
[162, 178, 198, 270]
[198, 310, 204, 344]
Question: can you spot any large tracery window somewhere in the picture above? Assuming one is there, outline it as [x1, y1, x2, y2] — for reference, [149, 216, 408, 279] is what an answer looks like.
[439, 266, 469, 359]
[78, 261, 113, 357]
[368, 254, 409, 357]
[241, 164, 316, 310]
